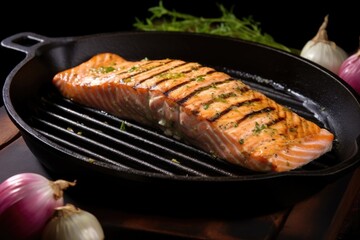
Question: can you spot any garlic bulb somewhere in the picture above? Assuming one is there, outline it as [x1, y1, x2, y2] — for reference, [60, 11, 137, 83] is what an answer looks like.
[41, 204, 105, 240]
[300, 15, 348, 74]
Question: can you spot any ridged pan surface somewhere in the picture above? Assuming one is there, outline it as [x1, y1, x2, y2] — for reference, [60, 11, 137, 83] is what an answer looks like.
[2, 32, 360, 191]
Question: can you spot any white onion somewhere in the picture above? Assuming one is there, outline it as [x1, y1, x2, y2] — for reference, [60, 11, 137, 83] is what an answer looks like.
[0, 173, 76, 239]
[300, 15, 348, 74]
[42, 204, 105, 240]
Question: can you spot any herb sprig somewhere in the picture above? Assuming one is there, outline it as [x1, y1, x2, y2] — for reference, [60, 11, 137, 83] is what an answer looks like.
[134, 1, 291, 53]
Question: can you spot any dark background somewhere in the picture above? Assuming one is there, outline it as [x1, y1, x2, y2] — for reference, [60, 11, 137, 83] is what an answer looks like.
[0, 2, 359, 238]
[1, 0, 359, 105]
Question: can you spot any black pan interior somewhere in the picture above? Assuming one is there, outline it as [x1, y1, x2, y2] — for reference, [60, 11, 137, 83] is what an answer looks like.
[2, 32, 360, 209]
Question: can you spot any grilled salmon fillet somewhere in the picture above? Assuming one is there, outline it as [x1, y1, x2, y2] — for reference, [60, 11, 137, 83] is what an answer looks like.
[53, 53, 334, 172]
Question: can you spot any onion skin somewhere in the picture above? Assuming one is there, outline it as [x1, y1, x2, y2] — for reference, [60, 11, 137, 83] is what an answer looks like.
[300, 15, 348, 74]
[301, 40, 348, 74]
[0, 173, 76, 240]
[42, 204, 105, 240]
[338, 49, 360, 94]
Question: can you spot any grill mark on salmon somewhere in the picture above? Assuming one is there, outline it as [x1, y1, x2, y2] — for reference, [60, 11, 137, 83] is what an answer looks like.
[163, 70, 217, 96]
[98, 59, 167, 86]
[53, 53, 334, 172]
[111, 59, 155, 76]
[145, 63, 202, 89]
[123, 60, 185, 86]
[208, 99, 262, 122]
[184, 81, 250, 113]
[156, 67, 214, 93]
[133, 61, 189, 87]
[263, 116, 285, 128]
[236, 106, 275, 124]
[175, 78, 235, 104]
[134, 62, 201, 88]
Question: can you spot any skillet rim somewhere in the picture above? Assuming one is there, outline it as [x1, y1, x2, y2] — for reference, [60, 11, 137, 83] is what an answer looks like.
[1, 31, 360, 184]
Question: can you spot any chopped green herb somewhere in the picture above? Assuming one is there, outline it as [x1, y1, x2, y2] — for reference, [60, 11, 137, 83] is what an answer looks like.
[209, 150, 218, 159]
[242, 101, 253, 106]
[195, 75, 205, 82]
[211, 83, 218, 89]
[283, 106, 291, 112]
[171, 158, 180, 164]
[239, 139, 244, 144]
[91, 66, 116, 74]
[123, 77, 134, 83]
[213, 112, 221, 119]
[203, 103, 210, 110]
[88, 158, 96, 163]
[103, 66, 116, 73]
[214, 92, 237, 103]
[252, 122, 267, 134]
[120, 121, 126, 131]
[128, 66, 139, 72]
[235, 86, 244, 92]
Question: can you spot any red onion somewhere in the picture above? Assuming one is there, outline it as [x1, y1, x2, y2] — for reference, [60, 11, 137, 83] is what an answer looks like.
[338, 40, 360, 94]
[0, 173, 76, 240]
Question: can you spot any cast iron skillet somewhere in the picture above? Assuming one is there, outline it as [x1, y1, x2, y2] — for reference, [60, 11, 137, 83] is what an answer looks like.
[2, 32, 360, 211]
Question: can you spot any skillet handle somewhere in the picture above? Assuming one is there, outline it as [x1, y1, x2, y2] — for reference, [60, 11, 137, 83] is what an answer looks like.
[1, 32, 51, 55]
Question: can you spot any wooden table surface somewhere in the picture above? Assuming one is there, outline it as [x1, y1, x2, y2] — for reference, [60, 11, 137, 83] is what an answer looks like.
[0, 105, 359, 240]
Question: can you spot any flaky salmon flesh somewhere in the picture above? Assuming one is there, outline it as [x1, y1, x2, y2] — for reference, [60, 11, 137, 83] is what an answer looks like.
[53, 53, 334, 172]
